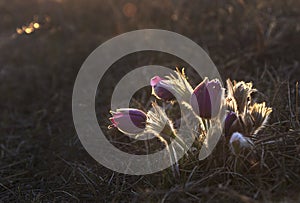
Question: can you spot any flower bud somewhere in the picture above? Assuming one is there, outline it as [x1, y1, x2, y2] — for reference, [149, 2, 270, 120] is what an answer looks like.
[110, 108, 147, 135]
[150, 76, 175, 101]
[190, 78, 223, 119]
[229, 132, 253, 154]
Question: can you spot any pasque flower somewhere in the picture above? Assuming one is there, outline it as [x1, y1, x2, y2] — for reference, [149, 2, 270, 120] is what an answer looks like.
[110, 108, 147, 135]
[150, 76, 175, 101]
[107, 69, 273, 160]
[225, 79, 272, 138]
[190, 78, 223, 119]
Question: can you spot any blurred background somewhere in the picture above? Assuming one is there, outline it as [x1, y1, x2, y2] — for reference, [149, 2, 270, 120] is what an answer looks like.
[0, 0, 299, 201]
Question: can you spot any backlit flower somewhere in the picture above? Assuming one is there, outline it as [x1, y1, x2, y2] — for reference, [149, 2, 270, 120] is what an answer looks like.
[150, 76, 175, 101]
[226, 79, 256, 114]
[250, 102, 272, 133]
[110, 108, 147, 135]
[190, 78, 223, 119]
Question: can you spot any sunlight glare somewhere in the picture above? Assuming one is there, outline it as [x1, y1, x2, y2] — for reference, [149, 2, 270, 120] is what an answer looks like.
[16, 28, 23, 34]
[25, 27, 34, 34]
[33, 23, 40, 29]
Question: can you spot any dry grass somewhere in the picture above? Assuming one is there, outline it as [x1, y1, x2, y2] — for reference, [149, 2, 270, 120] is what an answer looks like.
[0, 0, 299, 202]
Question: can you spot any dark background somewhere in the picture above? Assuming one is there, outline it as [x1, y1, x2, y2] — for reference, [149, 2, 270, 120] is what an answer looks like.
[0, 0, 299, 202]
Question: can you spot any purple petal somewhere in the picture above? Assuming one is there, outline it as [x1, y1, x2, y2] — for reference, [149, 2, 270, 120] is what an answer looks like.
[191, 78, 223, 119]
[206, 79, 222, 118]
[110, 109, 147, 134]
[129, 109, 147, 128]
[224, 111, 237, 137]
[154, 84, 175, 101]
[150, 76, 162, 87]
[191, 78, 212, 118]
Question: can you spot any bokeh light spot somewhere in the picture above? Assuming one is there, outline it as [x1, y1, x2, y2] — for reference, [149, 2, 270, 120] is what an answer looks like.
[16, 28, 23, 34]
[122, 2, 137, 18]
[25, 27, 34, 34]
[33, 23, 40, 29]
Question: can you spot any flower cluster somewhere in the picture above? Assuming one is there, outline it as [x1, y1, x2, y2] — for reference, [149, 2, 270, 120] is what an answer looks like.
[224, 80, 272, 154]
[109, 69, 272, 157]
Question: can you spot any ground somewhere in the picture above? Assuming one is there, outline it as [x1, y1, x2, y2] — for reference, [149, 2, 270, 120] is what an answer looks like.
[0, 0, 299, 202]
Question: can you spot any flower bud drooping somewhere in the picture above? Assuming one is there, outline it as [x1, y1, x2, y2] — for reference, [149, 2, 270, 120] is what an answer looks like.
[150, 76, 175, 101]
[109, 108, 147, 135]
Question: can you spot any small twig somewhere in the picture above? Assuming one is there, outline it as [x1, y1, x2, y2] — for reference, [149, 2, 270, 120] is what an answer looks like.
[296, 82, 299, 127]
[0, 182, 17, 197]
[287, 82, 294, 125]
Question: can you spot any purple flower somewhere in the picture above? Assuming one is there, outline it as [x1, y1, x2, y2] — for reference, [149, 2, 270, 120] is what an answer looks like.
[150, 76, 175, 101]
[190, 78, 223, 119]
[224, 111, 238, 137]
[110, 108, 147, 135]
